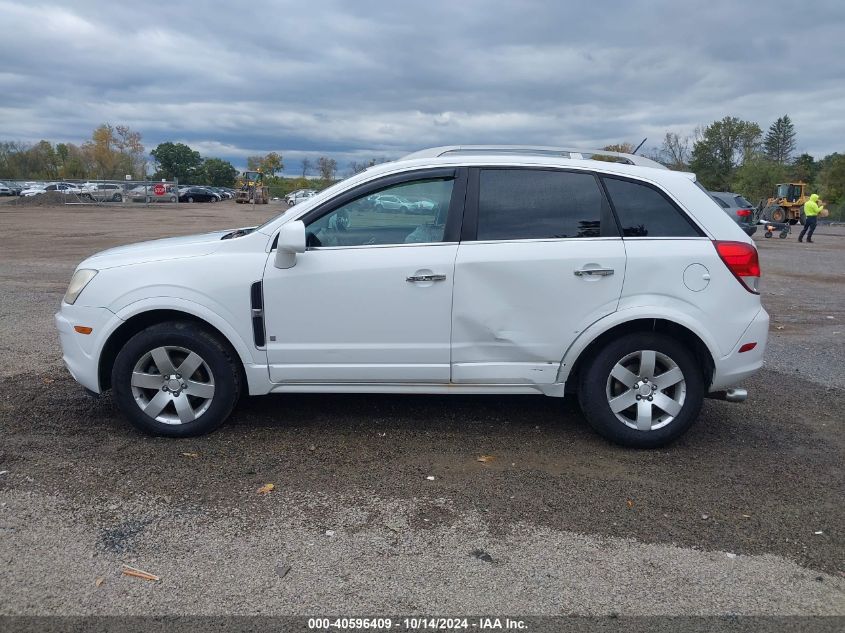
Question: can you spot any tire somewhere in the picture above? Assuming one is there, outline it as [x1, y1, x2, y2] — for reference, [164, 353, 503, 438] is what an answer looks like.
[578, 332, 704, 448]
[764, 231, 773, 238]
[113, 194, 123, 202]
[187, 197, 194, 203]
[770, 207, 786, 223]
[209, 196, 216, 203]
[779, 231, 788, 239]
[111, 321, 241, 437]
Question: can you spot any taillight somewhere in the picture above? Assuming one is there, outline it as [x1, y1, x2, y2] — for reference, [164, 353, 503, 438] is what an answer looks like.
[736, 208, 752, 218]
[714, 240, 760, 294]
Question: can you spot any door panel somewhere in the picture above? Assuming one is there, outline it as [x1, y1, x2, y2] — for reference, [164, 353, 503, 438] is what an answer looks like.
[262, 244, 457, 383]
[451, 239, 626, 383]
[451, 166, 625, 385]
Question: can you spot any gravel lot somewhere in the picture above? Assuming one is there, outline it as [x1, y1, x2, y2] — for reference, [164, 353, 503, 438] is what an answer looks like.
[0, 200, 843, 617]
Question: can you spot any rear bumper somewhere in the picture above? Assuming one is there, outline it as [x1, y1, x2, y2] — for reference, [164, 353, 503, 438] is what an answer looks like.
[709, 308, 769, 392]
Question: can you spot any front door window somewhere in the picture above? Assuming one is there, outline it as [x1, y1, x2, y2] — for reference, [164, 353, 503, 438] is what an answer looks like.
[305, 178, 454, 248]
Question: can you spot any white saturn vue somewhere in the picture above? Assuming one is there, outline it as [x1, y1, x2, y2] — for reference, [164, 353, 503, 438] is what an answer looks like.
[55, 146, 768, 447]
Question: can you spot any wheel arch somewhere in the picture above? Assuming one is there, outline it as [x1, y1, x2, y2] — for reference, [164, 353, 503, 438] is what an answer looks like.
[98, 309, 247, 392]
[560, 318, 716, 392]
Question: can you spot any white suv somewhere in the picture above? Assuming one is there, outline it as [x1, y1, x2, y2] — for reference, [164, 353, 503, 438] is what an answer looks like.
[55, 146, 768, 447]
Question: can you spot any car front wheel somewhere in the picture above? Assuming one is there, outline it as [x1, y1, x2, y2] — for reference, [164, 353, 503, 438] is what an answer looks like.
[111, 321, 241, 437]
[578, 332, 704, 448]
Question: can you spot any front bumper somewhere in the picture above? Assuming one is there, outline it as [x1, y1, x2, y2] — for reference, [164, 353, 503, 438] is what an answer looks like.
[710, 307, 770, 392]
[55, 304, 122, 393]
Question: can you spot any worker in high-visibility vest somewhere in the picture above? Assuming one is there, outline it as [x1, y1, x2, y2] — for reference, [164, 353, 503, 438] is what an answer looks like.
[798, 193, 824, 243]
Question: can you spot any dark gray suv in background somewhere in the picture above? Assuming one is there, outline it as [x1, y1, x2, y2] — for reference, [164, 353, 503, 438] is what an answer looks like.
[709, 191, 757, 236]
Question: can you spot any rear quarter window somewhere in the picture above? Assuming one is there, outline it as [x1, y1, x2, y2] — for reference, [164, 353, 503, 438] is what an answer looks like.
[603, 177, 702, 238]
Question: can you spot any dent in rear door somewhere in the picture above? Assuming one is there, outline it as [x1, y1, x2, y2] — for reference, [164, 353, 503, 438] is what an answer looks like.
[450, 167, 626, 385]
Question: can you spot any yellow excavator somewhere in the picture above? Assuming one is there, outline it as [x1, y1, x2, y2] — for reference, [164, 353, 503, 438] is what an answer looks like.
[235, 170, 269, 204]
[761, 182, 809, 224]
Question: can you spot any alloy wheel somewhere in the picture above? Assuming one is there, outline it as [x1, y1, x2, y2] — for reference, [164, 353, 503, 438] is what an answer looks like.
[605, 349, 686, 431]
[131, 345, 215, 425]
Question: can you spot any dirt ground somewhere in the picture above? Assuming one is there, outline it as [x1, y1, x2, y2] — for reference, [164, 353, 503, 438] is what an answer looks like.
[0, 200, 843, 617]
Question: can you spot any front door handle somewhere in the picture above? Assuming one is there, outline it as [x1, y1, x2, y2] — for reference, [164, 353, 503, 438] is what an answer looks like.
[406, 273, 447, 282]
[574, 268, 615, 277]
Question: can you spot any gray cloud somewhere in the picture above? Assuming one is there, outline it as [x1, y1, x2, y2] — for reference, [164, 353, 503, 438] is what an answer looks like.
[1, 0, 843, 173]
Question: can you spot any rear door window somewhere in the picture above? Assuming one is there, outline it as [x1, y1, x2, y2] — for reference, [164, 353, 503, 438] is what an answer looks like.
[603, 177, 702, 237]
[475, 169, 606, 240]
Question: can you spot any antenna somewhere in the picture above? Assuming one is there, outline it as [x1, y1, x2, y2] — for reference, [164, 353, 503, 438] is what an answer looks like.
[632, 138, 647, 155]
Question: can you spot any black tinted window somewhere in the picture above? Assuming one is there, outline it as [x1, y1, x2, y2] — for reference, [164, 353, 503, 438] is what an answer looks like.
[476, 169, 603, 240]
[604, 177, 700, 237]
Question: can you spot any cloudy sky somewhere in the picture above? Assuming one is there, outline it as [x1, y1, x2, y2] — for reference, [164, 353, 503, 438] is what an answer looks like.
[1, 0, 843, 173]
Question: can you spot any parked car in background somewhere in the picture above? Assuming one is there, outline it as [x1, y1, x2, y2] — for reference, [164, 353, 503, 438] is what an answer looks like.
[21, 182, 82, 197]
[48, 183, 84, 195]
[55, 145, 767, 448]
[0, 182, 13, 196]
[20, 184, 47, 197]
[83, 183, 126, 202]
[286, 189, 317, 205]
[178, 186, 221, 203]
[128, 185, 177, 203]
[372, 193, 413, 212]
[709, 191, 758, 236]
[207, 187, 233, 200]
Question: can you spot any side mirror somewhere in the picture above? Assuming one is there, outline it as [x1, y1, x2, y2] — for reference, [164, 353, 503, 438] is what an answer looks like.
[274, 220, 306, 269]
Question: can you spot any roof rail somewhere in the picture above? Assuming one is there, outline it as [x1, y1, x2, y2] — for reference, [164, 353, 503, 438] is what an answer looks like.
[400, 145, 667, 170]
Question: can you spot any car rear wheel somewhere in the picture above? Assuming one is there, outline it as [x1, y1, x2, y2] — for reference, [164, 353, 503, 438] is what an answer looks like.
[578, 332, 704, 448]
[187, 196, 194, 203]
[112, 194, 123, 202]
[111, 321, 241, 437]
[209, 196, 216, 203]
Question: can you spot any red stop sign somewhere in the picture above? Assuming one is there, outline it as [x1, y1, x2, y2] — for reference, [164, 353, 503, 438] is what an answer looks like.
[153, 183, 166, 196]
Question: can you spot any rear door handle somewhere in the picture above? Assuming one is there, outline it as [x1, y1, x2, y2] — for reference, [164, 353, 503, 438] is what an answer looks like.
[406, 274, 447, 282]
[574, 268, 615, 277]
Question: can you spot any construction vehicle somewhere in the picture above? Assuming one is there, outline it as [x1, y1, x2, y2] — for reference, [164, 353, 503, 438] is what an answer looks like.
[235, 170, 269, 204]
[759, 182, 809, 224]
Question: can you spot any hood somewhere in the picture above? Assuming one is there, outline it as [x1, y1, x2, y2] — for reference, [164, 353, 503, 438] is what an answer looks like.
[810, 193, 819, 202]
[80, 229, 232, 270]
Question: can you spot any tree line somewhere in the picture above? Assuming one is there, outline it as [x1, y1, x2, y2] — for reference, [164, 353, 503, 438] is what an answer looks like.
[3, 117, 843, 213]
[621, 115, 843, 214]
[0, 125, 344, 190]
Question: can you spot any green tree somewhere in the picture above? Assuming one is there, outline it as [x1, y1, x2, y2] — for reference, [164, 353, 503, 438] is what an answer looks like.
[201, 158, 238, 187]
[689, 117, 762, 190]
[151, 142, 203, 183]
[817, 153, 845, 204]
[732, 158, 787, 206]
[763, 115, 797, 164]
[790, 153, 819, 184]
[30, 140, 60, 179]
[247, 152, 284, 176]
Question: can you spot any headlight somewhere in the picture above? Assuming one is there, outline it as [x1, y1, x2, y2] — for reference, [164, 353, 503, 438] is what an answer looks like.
[64, 269, 98, 305]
